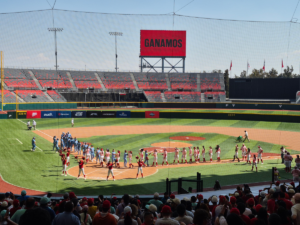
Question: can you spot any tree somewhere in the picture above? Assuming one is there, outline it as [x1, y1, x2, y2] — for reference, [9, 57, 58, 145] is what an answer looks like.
[240, 70, 247, 78]
[248, 68, 268, 78]
[266, 68, 278, 78]
[224, 69, 229, 98]
[212, 69, 223, 73]
[282, 66, 294, 78]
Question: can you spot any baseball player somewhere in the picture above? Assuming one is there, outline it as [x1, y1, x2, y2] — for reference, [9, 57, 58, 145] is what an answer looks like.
[251, 154, 257, 172]
[82, 142, 86, 157]
[197, 147, 200, 162]
[90, 145, 95, 162]
[240, 144, 246, 161]
[106, 161, 115, 181]
[193, 147, 198, 163]
[201, 146, 206, 162]
[295, 155, 300, 169]
[32, 120, 36, 130]
[173, 148, 180, 164]
[124, 150, 128, 167]
[86, 147, 91, 161]
[292, 166, 300, 183]
[136, 159, 146, 179]
[246, 148, 251, 164]
[112, 149, 116, 165]
[209, 146, 213, 162]
[288, 152, 294, 172]
[74, 138, 78, 152]
[144, 150, 150, 167]
[27, 120, 30, 130]
[215, 145, 221, 162]
[189, 147, 193, 163]
[55, 138, 59, 153]
[162, 149, 169, 166]
[66, 152, 70, 167]
[181, 148, 187, 164]
[139, 149, 144, 161]
[128, 151, 133, 168]
[152, 149, 158, 167]
[31, 137, 36, 151]
[115, 150, 121, 168]
[257, 146, 263, 164]
[233, 145, 240, 162]
[52, 136, 57, 151]
[61, 154, 67, 176]
[71, 118, 74, 127]
[70, 138, 74, 152]
[99, 148, 104, 167]
[243, 130, 250, 142]
[77, 141, 82, 155]
[96, 148, 101, 164]
[280, 146, 286, 164]
[77, 157, 86, 180]
[105, 149, 111, 166]
[284, 152, 291, 172]
[274, 167, 279, 181]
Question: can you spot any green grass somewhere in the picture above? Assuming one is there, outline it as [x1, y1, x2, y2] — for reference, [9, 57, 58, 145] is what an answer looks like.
[0, 118, 298, 195]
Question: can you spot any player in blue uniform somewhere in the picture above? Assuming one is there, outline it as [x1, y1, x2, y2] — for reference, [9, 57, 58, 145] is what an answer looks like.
[90, 145, 95, 162]
[123, 150, 128, 167]
[31, 137, 36, 151]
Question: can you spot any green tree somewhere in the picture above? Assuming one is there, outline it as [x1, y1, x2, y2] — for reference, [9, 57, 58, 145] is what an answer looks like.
[240, 70, 247, 78]
[248, 69, 268, 78]
[281, 66, 294, 78]
[224, 69, 229, 98]
[266, 68, 278, 78]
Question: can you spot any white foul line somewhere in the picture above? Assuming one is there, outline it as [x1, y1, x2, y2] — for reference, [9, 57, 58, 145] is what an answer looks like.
[17, 119, 52, 138]
[15, 138, 22, 144]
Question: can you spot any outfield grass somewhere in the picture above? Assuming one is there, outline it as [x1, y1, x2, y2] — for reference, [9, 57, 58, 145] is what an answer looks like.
[0, 118, 297, 195]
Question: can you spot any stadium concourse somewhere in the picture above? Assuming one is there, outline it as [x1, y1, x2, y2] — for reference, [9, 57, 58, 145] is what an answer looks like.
[0, 69, 225, 103]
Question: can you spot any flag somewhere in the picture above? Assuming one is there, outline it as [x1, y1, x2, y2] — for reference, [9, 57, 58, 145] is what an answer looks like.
[247, 62, 250, 68]
[230, 61, 232, 71]
[263, 60, 265, 71]
[282, 60, 284, 68]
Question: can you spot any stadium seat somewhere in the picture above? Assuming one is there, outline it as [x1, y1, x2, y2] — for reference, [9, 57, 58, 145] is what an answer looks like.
[47, 90, 67, 102]
[5, 79, 37, 88]
[15, 90, 50, 102]
[144, 91, 163, 102]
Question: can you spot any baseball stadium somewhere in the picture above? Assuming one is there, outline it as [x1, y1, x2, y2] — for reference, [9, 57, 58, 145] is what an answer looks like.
[1, 2, 300, 225]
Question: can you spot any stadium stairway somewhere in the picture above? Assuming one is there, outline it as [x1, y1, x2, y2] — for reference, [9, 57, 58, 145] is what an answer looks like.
[161, 92, 167, 102]
[43, 90, 54, 102]
[197, 74, 201, 91]
[201, 93, 205, 102]
[66, 72, 76, 89]
[94, 72, 107, 91]
[28, 70, 43, 90]
[130, 73, 139, 91]
[165, 74, 171, 90]
[10, 91, 25, 102]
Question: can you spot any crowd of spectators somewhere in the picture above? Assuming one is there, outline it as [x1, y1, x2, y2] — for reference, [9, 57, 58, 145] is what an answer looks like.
[0, 181, 300, 225]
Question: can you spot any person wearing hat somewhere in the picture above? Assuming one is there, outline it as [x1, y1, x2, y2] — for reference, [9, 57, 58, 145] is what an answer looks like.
[288, 189, 295, 199]
[284, 152, 293, 172]
[292, 193, 300, 224]
[93, 200, 117, 225]
[61, 154, 67, 176]
[117, 206, 138, 225]
[11, 197, 35, 224]
[175, 204, 193, 225]
[77, 157, 86, 180]
[106, 160, 115, 181]
[40, 197, 56, 222]
[9, 199, 21, 217]
[17, 190, 30, 206]
[31, 137, 36, 151]
[155, 205, 179, 225]
[123, 150, 128, 168]
[87, 198, 97, 219]
[142, 211, 154, 225]
[148, 193, 163, 210]
[105, 149, 111, 166]
[208, 196, 218, 212]
[243, 130, 249, 142]
[161, 192, 169, 204]
[32, 120, 36, 130]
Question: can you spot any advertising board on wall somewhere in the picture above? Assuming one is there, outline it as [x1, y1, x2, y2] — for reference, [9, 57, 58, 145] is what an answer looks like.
[71, 111, 87, 118]
[41, 111, 57, 118]
[26, 111, 41, 119]
[57, 111, 71, 118]
[145, 111, 160, 118]
[116, 111, 131, 118]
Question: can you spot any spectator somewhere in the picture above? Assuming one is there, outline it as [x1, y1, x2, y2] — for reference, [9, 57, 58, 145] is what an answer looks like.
[144, 204, 157, 219]
[71, 198, 81, 221]
[193, 209, 210, 225]
[93, 200, 117, 225]
[155, 205, 179, 225]
[208, 196, 218, 212]
[142, 211, 154, 225]
[52, 201, 81, 225]
[170, 198, 180, 218]
[268, 213, 281, 225]
[17, 191, 29, 207]
[191, 196, 197, 210]
[9, 200, 21, 218]
[278, 192, 292, 210]
[276, 206, 292, 225]
[39, 197, 56, 222]
[197, 203, 211, 224]
[267, 192, 278, 214]
[223, 213, 246, 225]
[80, 205, 92, 225]
[185, 201, 194, 218]
[116, 194, 130, 217]
[117, 206, 138, 225]
[291, 193, 300, 224]
[19, 208, 51, 225]
[213, 196, 230, 220]
[87, 198, 97, 219]
[246, 198, 256, 215]
[129, 204, 141, 225]
[148, 193, 163, 210]
[11, 197, 35, 224]
[174, 204, 193, 225]
[237, 202, 250, 225]
[0, 210, 7, 225]
[161, 193, 169, 204]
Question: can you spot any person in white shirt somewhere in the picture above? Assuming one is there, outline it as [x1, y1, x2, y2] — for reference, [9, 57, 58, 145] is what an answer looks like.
[155, 205, 179, 225]
[71, 118, 74, 127]
[27, 121, 30, 130]
[175, 204, 193, 225]
[243, 130, 249, 142]
[32, 120, 36, 130]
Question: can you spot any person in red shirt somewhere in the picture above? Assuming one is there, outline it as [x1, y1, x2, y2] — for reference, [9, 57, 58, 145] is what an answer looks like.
[136, 159, 146, 179]
[252, 154, 257, 172]
[61, 154, 67, 176]
[106, 161, 115, 181]
[77, 157, 86, 180]
[215, 145, 221, 162]
[9, 199, 21, 217]
[237, 202, 251, 225]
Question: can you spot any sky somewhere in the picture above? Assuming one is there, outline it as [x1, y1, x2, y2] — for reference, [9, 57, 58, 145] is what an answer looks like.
[1, 0, 300, 76]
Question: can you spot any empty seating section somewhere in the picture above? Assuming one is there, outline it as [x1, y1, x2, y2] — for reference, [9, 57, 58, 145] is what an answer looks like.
[70, 71, 98, 81]
[144, 91, 163, 102]
[200, 73, 222, 91]
[0, 90, 16, 102]
[204, 91, 225, 102]
[74, 81, 101, 89]
[4, 69, 27, 79]
[58, 71, 71, 81]
[31, 70, 61, 80]
[101, 73, 135, 89]
[47, 90, 66, 102]
[171, 83, 192, 89]
[169, 73, 196, 90]
[164, 91, 202, 102]
[133, 73, 168, 90]
[16, 90, 49, 102]
[5, 79, 37, 88]
[39, 80, 72, 88]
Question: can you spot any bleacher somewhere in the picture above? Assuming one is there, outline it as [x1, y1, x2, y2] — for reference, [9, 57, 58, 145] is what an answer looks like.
[133, 73, 168, 90]
[164, 91, 202, 102]
[31, 70, 61, 80]
[0, 90, 16, 102]
[47, 90, 67, 102]
[204, 91, 226, 102]
[16, 90, 50, 102]
[101, 73, 135, 89]
[144, 91, 163, 102]
[39, 80, 72, 89]
[5, 79, 37, 88]
[4, 69, 28, 79]
[169, 73, 197, 90]
[200, 73, 223, 91]
[70, 71, 98, 81]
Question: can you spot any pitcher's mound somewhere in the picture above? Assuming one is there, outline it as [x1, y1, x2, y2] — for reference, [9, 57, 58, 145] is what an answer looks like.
[170, 136, 206, 141]
[151, 142, 193, 148]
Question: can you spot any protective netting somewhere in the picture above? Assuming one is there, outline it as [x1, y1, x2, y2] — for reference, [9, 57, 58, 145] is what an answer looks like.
[0, 9, 299, 74]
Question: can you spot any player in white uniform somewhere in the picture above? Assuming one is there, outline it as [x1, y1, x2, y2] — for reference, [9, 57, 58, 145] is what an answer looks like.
[106, 161, 115, 181]
[284, 152, 293, 172]
[71, 118, 74, 127]
[86, 147, 91, 161]
[152, 149, 158, 167]
[209, 147, 213, 162]
[128, 151, 133, 168]
[162, 149, 168, 166]
[193, 147, 198, 163]
[189, 147, 193, 163]
[257, 146, 263, 164]
[136, 159, 146, 179]
[295, 155, 300, 169]
[201, 146, 206, 162]
[139, 149, 144, 161]
[173, 148, 180, 164]
[246, 148, 251, 164]
[252, 154, 257, 172]
[181, 148, 187, 164]
[292, 166, 300, 182]
[105, 149, 110, 166]
[240, 144, 247, 161]
[233, 145, 240, 162]
[33, 120, 37, 130]
[215, 145, 221, 162]
[66, 152, 70, 167]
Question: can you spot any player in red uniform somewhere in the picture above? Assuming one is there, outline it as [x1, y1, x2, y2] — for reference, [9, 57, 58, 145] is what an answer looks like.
[257, 146, 264, 164]
[106, 161, 115, 181]
[162, 149, 169, 166]
[202, 146, 206, 162]
[115, 151, 121, 168]
[77, 157, 86, 180]
[215, 145, 221, 162]
[252, 154, 257, 172]
[136, 159, 146, 179]
[61, 154, 67, 176]
[189, 147, 193, 163]
[128, 151, 134, 168]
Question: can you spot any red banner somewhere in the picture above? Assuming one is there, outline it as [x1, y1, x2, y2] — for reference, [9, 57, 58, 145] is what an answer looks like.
[140, 30, 186, 57]
[26, 111, 41, 119]
[145, 111, 160, 118]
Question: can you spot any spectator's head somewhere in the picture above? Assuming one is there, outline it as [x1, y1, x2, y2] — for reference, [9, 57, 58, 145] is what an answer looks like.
[226, 213, 245, 225]
[124, 206, 132, 224]
[193, 209, 209, 225]
[122, 194, 130, 205]
[25, 197, 35, 209]
[176, 204, 186, 217]
[63, 193, 69, 200]
[237, 202, 246, 215]
[288, 188, 295, 198]
[130, 204, 138, 216]
[219, 195, 225, 204]
[247, 198, 255, 208]
[161, 205, 172, 217]
[19, 208, 51, 225]
[47, 193, 52, 198]
[13, 199, 20, 208]
[102, 200, 111, 213]
[145, 204, 157, 213]
[164, 192, 168, 198]
[191, 196, 196, 203]
[229, 208, 240, 216]
[71, 198, 78, 210]
[154, 192, 159, 200]
[294, 193, 300, 203]
[170, 194, 175, 199]
[21, 190, 27, 196]
[170, 198, 180, 210]
[64, 201, 74, 213]
[87, 198, 94, 206]
[69, 192, 76, 200]
[280, 185, 286, 193]
[211, 196, 218, 205]
[143, 211, 154, 225]
[186, 201, 192, 211]
[230, 196, 236, 206]
[40, 197, 50, 207]
[268, 213, 281, 225]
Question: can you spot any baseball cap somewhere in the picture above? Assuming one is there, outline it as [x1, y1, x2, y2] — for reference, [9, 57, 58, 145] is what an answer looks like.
[21, 190, 26, 196]
[82, 197, 87, 201]
[288, 189, 295, 194]
[211, 196, 218, 203]
[102, 200, 111, 210]
[197, 194, 203, 200]
[234, 192, 240, 197]
[256, 204, 263, 212]
[288, 185, 294, 190]
[69, 192, 76, 199]
[87, 198, 94, 205]
[171, 198, 180, 205]
[124, 206, 132, 215]
[230, 196, 236, 204]
[219, 195, 225, 204]
[13, 199, 19, 207]
[290, 182, 295, 186]
[1, 201, 8, 207]
[230, 208, 240, 215]
[170, 194, 175, 199]
[113, 197, 117, 201]
[161, 205, 172, 214]
[260, 191, 266, 197]
[269, 189, 275, 194]
[40, 197, 50, 205]
[154, 192, 159, 198]
[247, 198, 255, 206]
[275, 181, 280, 186]
[145, 204, 157, 213]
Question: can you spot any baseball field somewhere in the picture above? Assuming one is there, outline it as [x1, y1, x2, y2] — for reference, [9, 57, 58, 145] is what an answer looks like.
[0, 115, 299, 196]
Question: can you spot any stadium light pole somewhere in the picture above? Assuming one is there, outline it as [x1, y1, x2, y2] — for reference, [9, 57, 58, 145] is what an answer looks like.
[109, 32, 123, 72]
[48, 28, 63, 81]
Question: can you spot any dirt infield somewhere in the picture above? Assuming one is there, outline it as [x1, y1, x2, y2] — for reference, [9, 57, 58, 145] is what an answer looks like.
[170, 136, 206, 141]
[151, 142, 192, 148]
